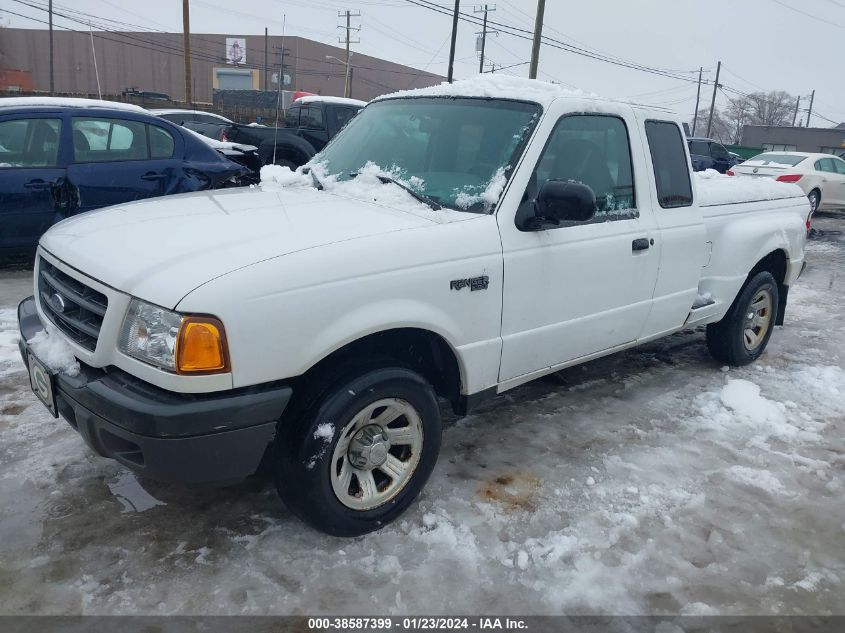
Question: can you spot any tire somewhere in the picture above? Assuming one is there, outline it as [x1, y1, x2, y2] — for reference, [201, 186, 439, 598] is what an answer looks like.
[273, 365, 442, 537]
[273, 158, 298, 169]
[706, 271, 779, 366]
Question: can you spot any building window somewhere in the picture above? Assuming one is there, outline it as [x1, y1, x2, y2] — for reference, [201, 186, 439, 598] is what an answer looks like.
[819, 146, 845, 155]
[761, 143, 798, 152]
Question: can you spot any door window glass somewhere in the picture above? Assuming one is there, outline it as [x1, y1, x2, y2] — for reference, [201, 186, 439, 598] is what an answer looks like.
[72, 117, 148, 162]
[833, 158, 845, 175]
[710, 143, 730, 160]
[815, 158, 836, 173]
[645, 121, 693, 208]
[0, 118, 62, 168]
[528, 114, 636, 220]
[301, 106, 325, 129]
[688, 140, 710, 156]
[149, 125, 175, 159]
[285, 107, 300, 127]
[331, 106, 357, 131]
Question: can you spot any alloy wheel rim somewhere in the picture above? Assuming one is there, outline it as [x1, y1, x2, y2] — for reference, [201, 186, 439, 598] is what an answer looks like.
[329, 398, 423, 511]
[742, 289, 773, 351]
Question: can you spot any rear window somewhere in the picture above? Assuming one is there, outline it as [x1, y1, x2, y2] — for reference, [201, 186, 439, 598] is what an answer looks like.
[646, 121, 693, 209]
[688, 140, 710, 156]
[746, 153, 806, 167]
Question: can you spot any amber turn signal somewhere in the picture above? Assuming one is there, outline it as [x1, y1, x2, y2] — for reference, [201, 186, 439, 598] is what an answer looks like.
[176, 316, 230, 374]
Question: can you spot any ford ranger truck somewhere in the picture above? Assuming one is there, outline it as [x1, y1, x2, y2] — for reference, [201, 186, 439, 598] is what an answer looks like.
[17, 76, 808, 537]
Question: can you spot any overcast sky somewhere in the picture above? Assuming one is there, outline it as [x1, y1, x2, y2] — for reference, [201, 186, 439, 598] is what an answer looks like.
[4, 0, 844, 126]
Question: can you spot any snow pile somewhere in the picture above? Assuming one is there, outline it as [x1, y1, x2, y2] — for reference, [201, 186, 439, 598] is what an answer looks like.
[27, 328, 80, 377]
[0, 308, 23, 377]
[377, 74, 596, 106]
[260, 162, 436, 214]
[455, 167, 508, 211]
[297, 95, 367, 107]
[0, 96, 146, 112]
[183, 127, 255, 152]
[695, 169, 805, 206]
[107, 472, 167, 513]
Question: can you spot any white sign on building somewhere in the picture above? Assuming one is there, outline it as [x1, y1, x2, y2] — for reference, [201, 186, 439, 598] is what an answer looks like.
[226, 38, 246, 65]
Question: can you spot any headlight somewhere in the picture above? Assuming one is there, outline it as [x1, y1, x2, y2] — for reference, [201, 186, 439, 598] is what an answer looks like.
[118, 299, 229, 374]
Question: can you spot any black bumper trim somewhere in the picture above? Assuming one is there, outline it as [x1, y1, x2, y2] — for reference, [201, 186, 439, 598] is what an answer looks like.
[18, 296, 292, 484]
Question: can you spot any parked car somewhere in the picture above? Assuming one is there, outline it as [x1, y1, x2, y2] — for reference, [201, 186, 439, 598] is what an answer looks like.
[687, 137, 740, 173]
[17, 77, 808, 537]
[185, 96, 365, 168]
[0, 97, 251, 257]
[149, 108, 233, 127]
[730, 151, 845, 219]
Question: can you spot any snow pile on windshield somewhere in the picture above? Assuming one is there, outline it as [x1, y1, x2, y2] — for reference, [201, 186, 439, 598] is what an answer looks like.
[28, 328, 80, 377]
[0, 97, 146, 112]
[377, 74, 596, 106]
[260, 162, 437, 213]
[455, 167, 507, 211]
[695, 169, 804, 207]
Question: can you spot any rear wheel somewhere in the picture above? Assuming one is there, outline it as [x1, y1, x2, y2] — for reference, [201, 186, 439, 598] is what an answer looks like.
[808, 189, 820, 215]
[706, 271, 779, 366]
[273, 365, 442, 537]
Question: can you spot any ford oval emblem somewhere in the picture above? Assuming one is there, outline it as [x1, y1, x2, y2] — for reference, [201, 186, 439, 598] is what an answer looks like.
[50, 293, 66, 313]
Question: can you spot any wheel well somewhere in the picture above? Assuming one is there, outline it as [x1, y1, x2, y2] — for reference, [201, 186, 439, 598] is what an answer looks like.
[749, 249, 787, 286]
[263, 146, 308, 167]
[298, 328, 463, 413]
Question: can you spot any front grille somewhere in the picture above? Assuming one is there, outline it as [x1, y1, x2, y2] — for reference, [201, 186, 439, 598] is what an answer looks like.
[38, 258, 108, 352]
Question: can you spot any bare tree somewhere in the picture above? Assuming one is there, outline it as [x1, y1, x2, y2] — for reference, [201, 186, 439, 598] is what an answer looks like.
[723, 95, 754, 145]
[747, 91, 796, 127]
[691, 107, 732, 144]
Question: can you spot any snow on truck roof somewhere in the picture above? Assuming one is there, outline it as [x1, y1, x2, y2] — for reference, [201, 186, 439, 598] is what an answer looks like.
[376, 74, 677, 115]
[0, 96, 147, 112]
[295, 95, 367, 107]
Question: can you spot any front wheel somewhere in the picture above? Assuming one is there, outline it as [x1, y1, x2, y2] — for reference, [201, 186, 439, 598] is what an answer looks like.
[273, 366, 442, 537]
[706, 271, 779, 366]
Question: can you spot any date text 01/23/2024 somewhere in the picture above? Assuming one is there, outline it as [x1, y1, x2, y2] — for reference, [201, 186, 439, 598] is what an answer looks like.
[307, 617, 528, 630]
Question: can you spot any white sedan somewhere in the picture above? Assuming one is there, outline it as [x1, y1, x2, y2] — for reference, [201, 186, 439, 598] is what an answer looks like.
[730, 151, 845, 221]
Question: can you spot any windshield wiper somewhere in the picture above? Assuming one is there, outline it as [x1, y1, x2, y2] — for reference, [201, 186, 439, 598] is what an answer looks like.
[302, 166, 324, 191]
[373, 174, 442, 211]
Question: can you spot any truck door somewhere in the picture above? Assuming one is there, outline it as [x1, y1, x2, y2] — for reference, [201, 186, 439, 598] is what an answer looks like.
[497, 108, 660, 385]
[0, 114, 68, 253]
[636, 118, 706, 339]
[298, 105, 330, 152]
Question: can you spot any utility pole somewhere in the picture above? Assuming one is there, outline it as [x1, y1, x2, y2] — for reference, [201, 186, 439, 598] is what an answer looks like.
[48, 0, 55, 95]
[806, 89, 815, 128]
[474, 5, 495, 75]
[692, 66, 703, 136]
[792, 95, 802, 127]
[182, 0, 192, 104]
[447, 0, 460, 83]
[264, 28, 268, 91]
[338, 10, 360, 98]
[89, 23, 101, 99]
[528, 0, 545, 79]
[706, 60, 721, 138]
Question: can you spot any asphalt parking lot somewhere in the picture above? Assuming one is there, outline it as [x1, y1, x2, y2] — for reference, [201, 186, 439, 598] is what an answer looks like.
[1, 214, 843, 615]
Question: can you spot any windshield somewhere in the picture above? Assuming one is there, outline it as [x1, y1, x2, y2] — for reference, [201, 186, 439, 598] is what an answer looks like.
[312, 97, 541, 212]
[746, 153, 807, 167]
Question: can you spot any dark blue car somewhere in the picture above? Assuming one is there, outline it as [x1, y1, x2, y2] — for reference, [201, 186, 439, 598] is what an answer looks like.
[0, 100, 250, 257]
[687, 137, 741, 174]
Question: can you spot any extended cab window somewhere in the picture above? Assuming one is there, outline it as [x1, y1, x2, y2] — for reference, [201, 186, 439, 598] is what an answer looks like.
[530, 114, 636, 219]
[645, 121, 693, 209]
[72, 117, 148, 162]
[0, 118, 62, 168]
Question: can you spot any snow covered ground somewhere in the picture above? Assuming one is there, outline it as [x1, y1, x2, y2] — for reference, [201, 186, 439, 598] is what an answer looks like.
[0, 216, 843, 616]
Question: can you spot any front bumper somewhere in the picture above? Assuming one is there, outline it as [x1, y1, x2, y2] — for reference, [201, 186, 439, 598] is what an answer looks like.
[18, 296, 292, 485]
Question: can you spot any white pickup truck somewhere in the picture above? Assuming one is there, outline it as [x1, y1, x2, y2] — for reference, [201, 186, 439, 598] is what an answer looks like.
[17, 76, 808, 536]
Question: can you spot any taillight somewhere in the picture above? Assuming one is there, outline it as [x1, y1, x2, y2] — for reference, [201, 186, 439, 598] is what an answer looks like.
[726, 170, 735, 176]
[776, 174, 802, 183]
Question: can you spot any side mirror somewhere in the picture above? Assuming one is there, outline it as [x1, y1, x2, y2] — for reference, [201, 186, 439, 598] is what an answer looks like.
[528, 180, 596, 229]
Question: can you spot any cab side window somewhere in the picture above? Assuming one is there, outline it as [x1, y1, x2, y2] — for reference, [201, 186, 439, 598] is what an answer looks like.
[526, 114, 636, 221]
[301, 106, 325, 130]
[284, 107, 300, 127]
[645, 120, 693, 209]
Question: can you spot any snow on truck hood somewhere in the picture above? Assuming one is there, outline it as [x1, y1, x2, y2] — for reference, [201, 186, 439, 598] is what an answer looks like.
[40, 181, 470, 309]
